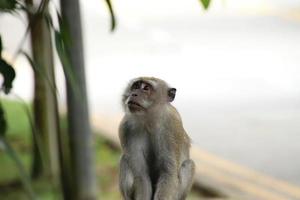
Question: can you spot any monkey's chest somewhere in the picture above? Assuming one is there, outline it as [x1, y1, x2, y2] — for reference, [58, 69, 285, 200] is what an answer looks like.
[144, 135, 168, 178]
[132, 132, 170, 186]
[133, 131, 169, 172]
[144, 143, 162, 186]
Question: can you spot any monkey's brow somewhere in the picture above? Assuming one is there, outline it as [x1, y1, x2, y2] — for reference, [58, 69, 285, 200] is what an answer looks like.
[133, 80, 153, 88]
[142, 81, 156, 90]
[131, 81, 142, 87]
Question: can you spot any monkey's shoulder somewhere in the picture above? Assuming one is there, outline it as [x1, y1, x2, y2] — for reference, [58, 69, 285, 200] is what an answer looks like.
[165, 105, 191, 145]
[119, 117, 151, 152]
[119, 116, 145, 138]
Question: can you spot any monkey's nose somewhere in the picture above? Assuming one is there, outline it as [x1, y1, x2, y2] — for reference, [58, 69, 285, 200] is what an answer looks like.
[131, 93, 138, 97]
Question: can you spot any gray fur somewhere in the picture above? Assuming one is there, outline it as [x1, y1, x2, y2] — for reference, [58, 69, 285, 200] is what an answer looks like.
[119, 77, 195, 200]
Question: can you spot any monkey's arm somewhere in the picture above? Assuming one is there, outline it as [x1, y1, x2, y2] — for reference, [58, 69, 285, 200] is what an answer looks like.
[119, 154, 152, 200]
[153, 112, 187, 200]
[153, 151, 179, 200]
[119, 119, 152, 200]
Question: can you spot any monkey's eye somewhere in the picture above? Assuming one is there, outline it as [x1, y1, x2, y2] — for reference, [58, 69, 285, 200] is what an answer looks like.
[132, 82, 141, 90]
[143, 85, 150, 91]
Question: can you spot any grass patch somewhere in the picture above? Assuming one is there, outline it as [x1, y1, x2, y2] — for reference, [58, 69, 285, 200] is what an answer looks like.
[0, 99, 32, 183]
[0, 99, 123, 200]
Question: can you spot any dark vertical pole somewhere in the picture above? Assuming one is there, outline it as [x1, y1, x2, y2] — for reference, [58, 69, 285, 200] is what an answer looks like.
[60, 0, 97, 199]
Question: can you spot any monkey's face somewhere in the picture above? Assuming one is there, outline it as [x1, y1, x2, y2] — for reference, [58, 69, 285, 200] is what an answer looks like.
[124, 80, 154, 113]
[122, 78, 177, 114]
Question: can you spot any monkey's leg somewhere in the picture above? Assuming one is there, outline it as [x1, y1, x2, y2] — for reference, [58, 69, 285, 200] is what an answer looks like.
[154, 173, 179, 200]
[178, 159, 195, 200]
[119, 155, 152, 200]
[119, 155, 134, 200]
[132, 175, 152, 200]
[153, 159, 180, 200]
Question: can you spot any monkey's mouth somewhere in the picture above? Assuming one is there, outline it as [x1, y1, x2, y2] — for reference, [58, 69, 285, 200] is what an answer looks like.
[127, 101, 143, 111]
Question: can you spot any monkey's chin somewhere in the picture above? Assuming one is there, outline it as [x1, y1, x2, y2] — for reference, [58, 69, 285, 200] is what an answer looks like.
[127, 104, 144, 113]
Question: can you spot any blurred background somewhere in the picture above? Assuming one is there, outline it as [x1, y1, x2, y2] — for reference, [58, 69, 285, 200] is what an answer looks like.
[1, 0, 300, 199]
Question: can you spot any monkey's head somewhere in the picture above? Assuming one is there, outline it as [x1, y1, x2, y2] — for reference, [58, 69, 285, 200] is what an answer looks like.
[122, 77, 176, 114]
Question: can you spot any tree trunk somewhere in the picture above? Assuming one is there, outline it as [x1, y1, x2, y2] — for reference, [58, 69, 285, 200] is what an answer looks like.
[26, 0, 60, 182]
[60, 0, 98, 199]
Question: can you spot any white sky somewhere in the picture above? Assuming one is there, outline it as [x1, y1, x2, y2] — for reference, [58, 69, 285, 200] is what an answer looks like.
[1, 0, 300, 114]
[81, 0, 300, 114]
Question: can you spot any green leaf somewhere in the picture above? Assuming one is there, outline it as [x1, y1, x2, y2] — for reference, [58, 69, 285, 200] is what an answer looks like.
[54, 30, 79, 96]
[44, 11, 54, 29]
[0, 139, 4, 150]
[0, 104, 7, 136]
[199, 0, 211, 9]
[56, 10, 72, 46]
[54, 10, 80, 95]
[21, 51, 57, 95]
[12, 94, 48, 174]
[0, 102, 36, 199]
[0, 0, 18, 12]
[0, 36, 3, 55]
[0, 137, 37, 199]
[21, 51, 36, 69]
[104, 0, 117, 31]
[0, 58, 16, 94]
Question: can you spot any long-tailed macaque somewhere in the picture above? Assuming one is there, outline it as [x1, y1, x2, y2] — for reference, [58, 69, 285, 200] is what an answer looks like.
[119, 77, 195, 200]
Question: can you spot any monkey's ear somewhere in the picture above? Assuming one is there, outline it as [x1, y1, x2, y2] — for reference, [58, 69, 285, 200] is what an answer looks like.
[168, 88, 176, 102]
